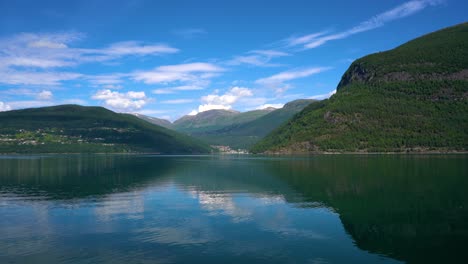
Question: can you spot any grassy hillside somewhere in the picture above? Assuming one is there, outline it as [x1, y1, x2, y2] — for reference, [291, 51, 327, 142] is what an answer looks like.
[0, 105, 211, 154]
[194, 99, 316, 149]
[132, 113, 173, 129]
[252, 23, 468, 153]
[173, 108, 274, 133]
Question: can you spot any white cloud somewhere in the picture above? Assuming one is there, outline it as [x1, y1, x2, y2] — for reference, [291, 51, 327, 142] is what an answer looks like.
[6, 100, 55, 109]
[0, 102, 11, 112]
[161, 99, 194, 104]
[133, 62, 224, 85]
[0, 32, 83, 69]
[104, 41, 179, 56]
[202, 87, 252, 105]
[0, 70, 82, 86]
[126, 91, 146, 99]
[173, 85, 204, 91]
[308, 89, 337, 100]
[1, 88, 35, 97]
[287, 31, 329, 46]
[152, 89, 175, 95]
[157, 63, 223, 73]
[255, 103, 284, 110]
[197, 104, 232, 112]
[256, 67, 330, 94]
[0, 32, 180, 69]
[288, 0, 444, 49]
[25, 32, 82, 48]
[152, 85, 204, 95]
[188, 110, 198, 116]
[87, 74, 125, 86]
[28, 40, 68, 49]
[227, 49, 290, 67]
[227, 55, 269, 66]
[2, 57, 74, 68]
[37, 90, 53, 100]
[251, 50, 290, 57]
[190, 87, 253, 115]
[0, 32, 179, 87]
[255, 67, 330, 94]
[1, 88, 54, 101]
[92, 89, 149, 111]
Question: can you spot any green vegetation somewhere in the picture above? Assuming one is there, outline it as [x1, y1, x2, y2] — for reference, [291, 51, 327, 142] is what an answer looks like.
[192, 99, 316, 149]
[253, 23, 468, 153]
[170, 99, 315, 149]
[0, 105, 211, 154]
[173, 108, 274, 133]
[132, 113, 173, 129]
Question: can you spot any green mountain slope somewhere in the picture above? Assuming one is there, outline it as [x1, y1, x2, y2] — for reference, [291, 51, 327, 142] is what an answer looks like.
[0, 105, 211, 154]
[253, 23, 468, 153]
[193, 99, 316, 149]
[173, 108, 274, 133]
[132, 113, 173, 129]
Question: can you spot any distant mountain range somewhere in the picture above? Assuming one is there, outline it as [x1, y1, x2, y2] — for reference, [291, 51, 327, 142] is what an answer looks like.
[0, 105, 210, 154]
[129, 99, 315, 150]
[173, 108, 273, 133]
[252, 23, 468, 153]
[170, 99, 316, 149]
[131, 113, 173, 129]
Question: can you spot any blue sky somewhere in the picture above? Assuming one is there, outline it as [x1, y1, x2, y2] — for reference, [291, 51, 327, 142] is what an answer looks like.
[0, 0, 466, 120]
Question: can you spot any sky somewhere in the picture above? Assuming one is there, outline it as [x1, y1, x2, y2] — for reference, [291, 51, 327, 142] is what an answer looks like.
[0, 0, 466, 121]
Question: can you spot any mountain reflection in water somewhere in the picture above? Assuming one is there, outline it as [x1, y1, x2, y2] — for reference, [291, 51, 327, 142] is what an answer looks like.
[0, 154, 466, 264]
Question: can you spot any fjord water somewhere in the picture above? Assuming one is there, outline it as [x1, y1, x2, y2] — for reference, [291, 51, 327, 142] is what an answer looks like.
[0, 155, 467, 264]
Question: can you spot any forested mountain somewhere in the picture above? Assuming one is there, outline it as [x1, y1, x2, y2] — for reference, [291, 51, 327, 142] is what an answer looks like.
[252, 23, 468, 153]
[0, 105, 211, 154]
[172, 99, 315, 149]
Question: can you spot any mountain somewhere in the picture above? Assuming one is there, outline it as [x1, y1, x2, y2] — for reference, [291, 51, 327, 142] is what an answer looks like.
[0, 105, 211, 154]
[132, 113, 173, 129]
[252, 23, 468, 153]
[173, 109, 241, 133]
[193, 99, 316, 149]
[173, 108, 275, 133]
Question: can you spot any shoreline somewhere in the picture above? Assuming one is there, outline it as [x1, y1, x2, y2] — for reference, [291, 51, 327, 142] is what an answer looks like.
[261, 150, 468, 155]
[0, 150, 467, 156]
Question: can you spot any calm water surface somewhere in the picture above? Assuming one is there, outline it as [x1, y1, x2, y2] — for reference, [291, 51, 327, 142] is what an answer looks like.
[0, 154, 467, 263]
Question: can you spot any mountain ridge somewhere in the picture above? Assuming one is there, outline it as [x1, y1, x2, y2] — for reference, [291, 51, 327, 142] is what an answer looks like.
[252, 23, 468, 153]
[185, 99, 317, 149]
[131, 113, 173, 129]
[0, 104, 211, 154]
[172, 108, 276, 133]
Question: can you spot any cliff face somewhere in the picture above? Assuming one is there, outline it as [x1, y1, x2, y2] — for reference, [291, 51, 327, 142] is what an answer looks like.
[252, 23, 468, 153]
[337, 22, 468, 90]
[338, 61, 468, 91]
[337, 62, 375, 89]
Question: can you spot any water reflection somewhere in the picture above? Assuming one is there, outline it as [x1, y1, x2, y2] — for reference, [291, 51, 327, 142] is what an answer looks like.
[264, 155, 468, 263]
[0, 154, 467, 263]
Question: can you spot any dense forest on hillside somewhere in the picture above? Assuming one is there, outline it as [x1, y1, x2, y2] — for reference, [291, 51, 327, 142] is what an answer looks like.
[0, 105, 211, 154]
[252, 23, 468, 153]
